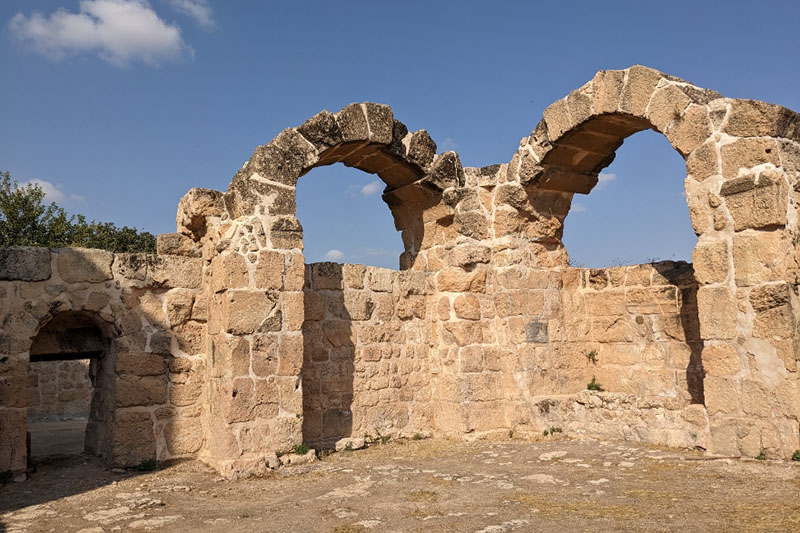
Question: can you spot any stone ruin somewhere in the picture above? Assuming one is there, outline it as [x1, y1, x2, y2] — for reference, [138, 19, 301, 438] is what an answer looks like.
[1, 65, 798, 478]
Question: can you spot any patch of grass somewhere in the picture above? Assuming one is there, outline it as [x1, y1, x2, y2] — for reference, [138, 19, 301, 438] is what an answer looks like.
[755, 450, 767, 460]
[412, 433, 424, 441]
[293, 444, 309, 456]
[543, 426, 563, 437]
[344, 443, 353, 452]
[585, 350, 598, 364]
[333, 525, 367, 533]
[0, 470, 13, 484]
[136, 459, 158, 471]
[407, 489, 438, 502]
[587, 376, 604, 391]
[792, 450, 800, 462]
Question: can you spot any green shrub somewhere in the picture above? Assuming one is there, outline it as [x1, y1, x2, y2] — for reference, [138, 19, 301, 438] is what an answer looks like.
[587, 377, 604, 391]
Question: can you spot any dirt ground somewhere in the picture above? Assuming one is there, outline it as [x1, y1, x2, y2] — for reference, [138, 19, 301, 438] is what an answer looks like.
[2, 436, 799, 533]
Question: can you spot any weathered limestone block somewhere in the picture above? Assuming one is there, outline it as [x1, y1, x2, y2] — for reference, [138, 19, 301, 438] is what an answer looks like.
[367, 268, 394, 292]
[116, 353, 167, 376]
[591, 69, 625, 114]
[697, 287, 738, 340]
[692, 240, 729, 284]
[166, 289, 195, 326]
[720, 138, 780, 179]
[164, 419, 204, 455]
[724, 99, 800, 141]
[619, 65, 662, 117]
[116, 374, 168, 407]
[436, 269, 487, 293]
[334, 103, 370, 143]
[224, 290, 281, 335]
[149, 255, 203, 289]
[407, 130, 437, 170]
[702, 344, 741, 376]
[363, 102, 394, 144]
[254, 250, 285, 290]
[270, 217, 303, 250]
[665, 104, 713, 156]
[57, 247, 113, 283]
[719, 172, 787, 231]
[686, 140, 719, 181]
[297, 110, 343, 151]
[156, 233, 201, 257]
[732, 231, 786, 286]
[646, 84, 692, 132]
[112, 410, 156, 465]
[176, 187, 224, 239]
[0, 247, 51, 281]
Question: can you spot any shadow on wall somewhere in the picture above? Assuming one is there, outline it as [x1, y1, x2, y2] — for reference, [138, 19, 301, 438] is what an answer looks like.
[652, 261, 704, 405]
[301, 263, 354, 449]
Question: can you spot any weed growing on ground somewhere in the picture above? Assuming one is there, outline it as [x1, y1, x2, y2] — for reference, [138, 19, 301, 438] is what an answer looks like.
[585, 350, 598, 364]
[293, 444, 309, 455]
[756, 450, 767, 460]
[136, 459, 158, 471]
[792, 450, 800, 461]
[587, 377, 604, 391]
[543, 427, 563, 437]
[412, 433, 423, 440]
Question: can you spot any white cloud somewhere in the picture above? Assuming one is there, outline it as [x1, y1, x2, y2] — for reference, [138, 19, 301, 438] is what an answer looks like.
[24, 179, 85, 204]
[440, 137, 458, 151]
[324, 249, 344, 261]
[360, 180, 382, 197]
[9, 0, 192, 67]
[571, 201, 587, 213]
[596, 172, 616, 189]
[167, 0, 214, 29]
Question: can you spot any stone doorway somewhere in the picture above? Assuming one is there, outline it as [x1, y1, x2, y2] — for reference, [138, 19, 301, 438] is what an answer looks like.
[26, 312, 115, 461]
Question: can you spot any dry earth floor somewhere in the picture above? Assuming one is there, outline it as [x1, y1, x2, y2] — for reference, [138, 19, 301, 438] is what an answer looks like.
[2, 437, 799, 532]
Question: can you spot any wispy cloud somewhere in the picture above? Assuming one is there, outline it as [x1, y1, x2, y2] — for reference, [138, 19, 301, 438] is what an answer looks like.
[596, 172, 616, 189]
[571, 201, 587, 213]
[440, 137, 458, 151]
[167, 0, 215, 29]
[9, 0, 192, 67]
[360, 180, 382, 197]
[324, 249, 344, 261]
[25, 179, 85, 204]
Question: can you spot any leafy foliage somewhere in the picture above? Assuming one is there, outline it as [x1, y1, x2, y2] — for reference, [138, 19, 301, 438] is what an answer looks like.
[0, 170, 155, 253]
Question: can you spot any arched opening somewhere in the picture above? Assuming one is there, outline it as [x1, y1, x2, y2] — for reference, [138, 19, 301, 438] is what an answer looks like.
[562, 129, 696, 268]
[296, 163, 403, 269]
[527, 108, 706, 406]
[27, 312, 115, 461]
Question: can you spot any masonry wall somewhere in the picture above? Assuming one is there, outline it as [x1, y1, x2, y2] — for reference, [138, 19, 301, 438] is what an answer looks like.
[0, 247, 207, 472]
[302, 263, 431, 448]
[27, 360, 92, 420]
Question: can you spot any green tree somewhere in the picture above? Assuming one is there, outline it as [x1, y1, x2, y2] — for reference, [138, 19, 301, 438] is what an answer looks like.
[0, 170, 156, 253]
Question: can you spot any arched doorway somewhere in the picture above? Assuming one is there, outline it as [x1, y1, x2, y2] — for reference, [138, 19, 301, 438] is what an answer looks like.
[27, 311, 116, 461]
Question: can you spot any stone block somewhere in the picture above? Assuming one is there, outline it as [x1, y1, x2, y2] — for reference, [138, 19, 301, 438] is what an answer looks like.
[343, 264, 366, 289]
[591, 69, 625, 114]
[116, 353, 167, 376]
[720, 172, 787, 230]
[454, 294, 481, 320]
[720, 138, 780, 179]
[164, 419, 203, 455]
[697, 287, 738, 340]
[278, 334, 303, 376]
[703, 376, 740, 415]
[724, 99, 800, 140]
[407, 130, 436, 170]
[436, 269, 487, 293]
[149, 255, 203, 289]
[686, 140, 719, 181]
[732, 231, 785, 286]
[647, 84, 692, 132]
[116, 374, 167, 407]
[223, 290, 281, 335]
[666, 104, 712, 156]
[170, 381, 203, 407]
[619, 65, 662, 117]
[310, 262, 343, 290]
[166, 289, 195, 326]
[334, 103, 370, 143]
[0, 247, 51, 281]
[57, 247, 113, 283]
[156, 233, 200, 257]
[211, 253, 249, 293]
[702, 344, 740, 376]
[367, 268, 394, 292]
[112, 410, 156, 466]
[363, 102, 393, 144]
[297, 110, 343, 150]
[254, 250, 285, 290]
[692, 240, 729, 284]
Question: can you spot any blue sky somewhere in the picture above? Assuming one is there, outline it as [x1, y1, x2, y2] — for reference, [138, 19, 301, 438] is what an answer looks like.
[1, 1, 798, 268]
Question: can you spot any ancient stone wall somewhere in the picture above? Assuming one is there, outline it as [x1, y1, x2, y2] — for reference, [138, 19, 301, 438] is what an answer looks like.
[1, 65, 798, 477]
[0, 247, 206, 472]
[302, 263, 431, 449]
[27, 360, 92, 420]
